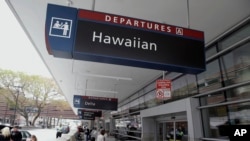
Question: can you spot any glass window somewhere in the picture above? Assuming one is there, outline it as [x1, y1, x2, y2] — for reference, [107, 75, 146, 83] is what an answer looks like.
[201, 105, 229, 139]
[138, 96, 146, 109]
[219, 24, 250, 51]
[172, 76, 189, 97]
[200, 22, 250, 141]
[226, 85, 250, 102]
[144, 91, 158, 108]
[129, 94, 137, 101]
[114, 115, 141, 134]
[171, 74, 197, 98]
[130, 99, 139, 108]
[200, 93, 225, 106]
[203, 102, 250, 139]
[185, 74, 198, 95]
[220, 42, 250, 85]
[206, 45, 217, 59]
[197, 60, 222, 93]
[144, 82, 156, 94]
[227, 102, 250, 125]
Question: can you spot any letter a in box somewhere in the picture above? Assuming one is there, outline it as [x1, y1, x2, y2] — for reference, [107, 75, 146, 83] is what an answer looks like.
[45, 4, 206, 74]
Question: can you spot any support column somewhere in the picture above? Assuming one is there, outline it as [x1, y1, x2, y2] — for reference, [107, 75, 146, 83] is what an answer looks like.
[186, 98, 203, 141]
[110, 118, 115, 133]
[90, 120, 94, 129]
[142, 117, 156, 141]
[96, 117, 100, 130]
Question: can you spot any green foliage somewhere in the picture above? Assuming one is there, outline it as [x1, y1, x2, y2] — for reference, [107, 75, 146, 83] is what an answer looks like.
[0, 68, 64, 125]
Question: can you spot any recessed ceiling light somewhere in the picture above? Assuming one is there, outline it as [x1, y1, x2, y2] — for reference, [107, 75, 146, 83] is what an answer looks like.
[77, 72, 132, 81]
[85, 88, 118, 94]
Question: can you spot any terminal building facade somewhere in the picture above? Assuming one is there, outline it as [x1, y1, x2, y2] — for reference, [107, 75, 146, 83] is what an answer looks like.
[106, 18, 250, 141]
[4, 0, 250, 141]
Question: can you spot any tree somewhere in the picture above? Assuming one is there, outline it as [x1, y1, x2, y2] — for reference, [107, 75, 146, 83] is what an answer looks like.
[45, 99, 72, 127]
[0, 69, 63, 126]
[26, 75, 62, 126]
[0, 69, 30, 125]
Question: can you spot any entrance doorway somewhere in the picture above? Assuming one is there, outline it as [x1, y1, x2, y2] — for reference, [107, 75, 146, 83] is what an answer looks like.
[157, 121, 188, 141]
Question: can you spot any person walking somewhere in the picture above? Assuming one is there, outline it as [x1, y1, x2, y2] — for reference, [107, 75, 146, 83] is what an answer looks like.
[85, 128, 91, 141]
[30, 135, 37, 141]
[90, 127, 98, 141]
[0, 126, 11, 141]
[75, 126, 84, 141]
[96, 130, 105, 141]
[10, 126, 22, 141]
[56, 124, 63, 138]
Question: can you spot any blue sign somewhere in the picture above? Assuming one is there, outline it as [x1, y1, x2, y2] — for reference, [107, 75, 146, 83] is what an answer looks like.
[73, 95, 118, 110]
[73, 95, 81, 108]
[45, 4, 206, 74]
[45, 4, 77, 58]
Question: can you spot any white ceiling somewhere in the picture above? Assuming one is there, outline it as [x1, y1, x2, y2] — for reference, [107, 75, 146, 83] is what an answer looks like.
[6, 0, 250, 114]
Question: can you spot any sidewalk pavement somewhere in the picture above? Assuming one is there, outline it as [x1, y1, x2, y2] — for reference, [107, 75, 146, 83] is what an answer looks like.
[56, 129, 117, 141]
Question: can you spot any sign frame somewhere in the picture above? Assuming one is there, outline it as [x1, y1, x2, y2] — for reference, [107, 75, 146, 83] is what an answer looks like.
[73, 95, 118, 110]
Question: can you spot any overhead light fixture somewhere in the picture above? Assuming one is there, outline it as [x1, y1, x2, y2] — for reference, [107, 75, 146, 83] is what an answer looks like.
[85, 88, 118, 94]
[78, 72, 132, 81]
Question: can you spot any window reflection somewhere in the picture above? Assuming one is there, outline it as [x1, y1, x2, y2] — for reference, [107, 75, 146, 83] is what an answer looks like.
[114, 115, 141, 140]
[197, 60, 222, 93]
[171, 74, 198, 98]
[219, 24, 250, 51]
[220, 43, 250, 86]
[200, 93, 225, 106]
[202, 102, 250, 139]
[206, 45, 217, 59]
[200, 22, 250, 140]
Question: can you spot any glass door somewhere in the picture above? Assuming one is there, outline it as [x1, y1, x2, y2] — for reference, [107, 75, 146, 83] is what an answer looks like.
[166, 122, 174, 141]
[157, 122, 164, 141]
[158, 121, 188, 141]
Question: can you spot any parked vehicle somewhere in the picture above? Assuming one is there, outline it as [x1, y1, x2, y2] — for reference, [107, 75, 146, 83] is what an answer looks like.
[56, 125, 70, 134]
[62, 125, 70, 134]
[19, 130, 32, 141]
[0, 124, 31, 141]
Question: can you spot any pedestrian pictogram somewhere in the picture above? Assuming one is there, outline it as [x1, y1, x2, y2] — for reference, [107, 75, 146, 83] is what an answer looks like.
[74, 98, 80, 105]
[49, 17, 72, 38]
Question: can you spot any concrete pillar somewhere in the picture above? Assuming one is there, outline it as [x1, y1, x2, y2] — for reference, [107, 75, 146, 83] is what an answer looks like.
[96, 117, 100, 130]
[186, 98, 203, 141]
[110, 118, 115, 133]
[90, 120, 94, 129]
[142, 117, 156, 141]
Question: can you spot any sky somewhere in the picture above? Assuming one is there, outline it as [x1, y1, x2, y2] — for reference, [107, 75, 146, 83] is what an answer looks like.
[0, 1, 52, 78]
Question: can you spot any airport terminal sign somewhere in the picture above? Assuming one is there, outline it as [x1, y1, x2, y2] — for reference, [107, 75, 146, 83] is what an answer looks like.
[46, 4, 206, 74]
[77, 109, 102, 120]
[73, 95, 118, 110]
[45, 4, 77, 58]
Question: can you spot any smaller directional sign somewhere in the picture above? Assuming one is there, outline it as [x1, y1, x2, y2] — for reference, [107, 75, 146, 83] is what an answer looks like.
[80, 111, 95, 120]
[73, 95, 118, 110]
[78, 109, 102, 117]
